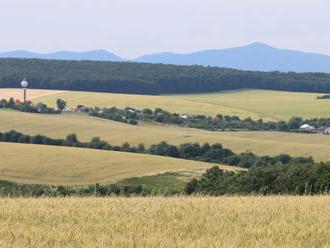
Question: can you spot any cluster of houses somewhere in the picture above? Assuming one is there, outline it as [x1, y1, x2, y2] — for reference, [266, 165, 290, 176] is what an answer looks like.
[63, 104, 191, 118]
[62, 105, 100, 113]
[300, 124, 330, 135]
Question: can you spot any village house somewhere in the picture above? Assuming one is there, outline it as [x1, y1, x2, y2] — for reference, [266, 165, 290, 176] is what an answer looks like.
[324, 127, 330, 135]
[62, 107, 74, 113]
[299, 124, 314, 131]
[179, 114, 189, 119]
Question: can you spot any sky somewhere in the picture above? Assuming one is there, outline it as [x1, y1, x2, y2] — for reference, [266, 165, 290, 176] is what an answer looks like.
[0, 0, 329, 58]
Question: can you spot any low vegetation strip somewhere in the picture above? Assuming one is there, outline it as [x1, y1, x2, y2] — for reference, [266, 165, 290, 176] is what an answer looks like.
[0, 197, 329, 247]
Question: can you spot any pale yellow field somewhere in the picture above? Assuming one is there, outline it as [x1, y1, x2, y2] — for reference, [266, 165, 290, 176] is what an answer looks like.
[1, 110, 330, 161]
[0, 142, 233, 185]
[1, 88, 330, 120]
[0, 196, 329, 247]
[33, 88, 330, 121]
[0, 88, 64, 101]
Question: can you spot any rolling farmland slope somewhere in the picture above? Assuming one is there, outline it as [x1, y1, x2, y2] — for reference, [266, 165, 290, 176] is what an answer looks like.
[13, 88, 330, 120]
[0, 142, 230, 185]
[0, 110, 330, 161]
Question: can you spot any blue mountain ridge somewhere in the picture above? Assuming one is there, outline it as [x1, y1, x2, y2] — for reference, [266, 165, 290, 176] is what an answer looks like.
[1, 42, 330, 73]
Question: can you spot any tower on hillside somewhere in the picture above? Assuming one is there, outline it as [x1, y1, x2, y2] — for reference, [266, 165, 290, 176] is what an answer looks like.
[21, 79, 28, 103]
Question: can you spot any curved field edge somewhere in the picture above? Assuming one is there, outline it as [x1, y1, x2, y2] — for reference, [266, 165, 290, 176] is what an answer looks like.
[0, 142, 241, 185]
[0, 110, 330, 161]
[0, 197, 330, 247]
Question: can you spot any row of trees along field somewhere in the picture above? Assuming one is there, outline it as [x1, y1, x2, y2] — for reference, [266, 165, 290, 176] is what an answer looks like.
[2, 96, 330, 133]
[0, 130, 313, 169]
[90, 106, 330, 132]
[0, 97, 63, 114]
[186, 163, 330, 195]
[1, 58, 330, 94]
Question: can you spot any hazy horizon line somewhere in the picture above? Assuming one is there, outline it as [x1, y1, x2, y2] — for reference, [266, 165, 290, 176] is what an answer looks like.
[1, 42, 330, 60]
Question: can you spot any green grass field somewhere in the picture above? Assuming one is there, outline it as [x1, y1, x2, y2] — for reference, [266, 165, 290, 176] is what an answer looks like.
[118, 170, 207, 192]
[31, 88, 330, 121]
[0, 109, 330, 161]
[0, 197, 330, 247]
[0, 142, 238, 185]
[1, 88, 330, 120]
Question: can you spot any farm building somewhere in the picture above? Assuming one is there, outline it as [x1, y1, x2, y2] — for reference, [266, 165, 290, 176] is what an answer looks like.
[324, 127, 330, 135]
[300, 124, 314, 131]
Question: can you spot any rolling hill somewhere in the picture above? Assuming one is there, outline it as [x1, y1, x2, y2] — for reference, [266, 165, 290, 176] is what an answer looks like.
[0, 109, 330, 161]
[0, 142, 229, 185]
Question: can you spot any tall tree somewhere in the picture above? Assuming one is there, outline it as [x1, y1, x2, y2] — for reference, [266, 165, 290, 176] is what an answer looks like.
[56, 99, 67, 111]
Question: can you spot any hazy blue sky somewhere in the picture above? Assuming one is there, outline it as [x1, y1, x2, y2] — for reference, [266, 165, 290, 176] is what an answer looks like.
[0, 0, 329, 58]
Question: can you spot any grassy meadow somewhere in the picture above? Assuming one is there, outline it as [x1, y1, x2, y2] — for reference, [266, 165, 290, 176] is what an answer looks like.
[0, 109, 330, 161]
[0, 142, 237, 185]
[0, 196, 329, 247]
[1, 88, 330, 120]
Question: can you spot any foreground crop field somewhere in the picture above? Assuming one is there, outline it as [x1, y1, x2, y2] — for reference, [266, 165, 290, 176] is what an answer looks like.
[1, 88, 330, 120]
[1, 110, 330, 161]
[0, 196, 329, 247]
[0, 142, 228, 185]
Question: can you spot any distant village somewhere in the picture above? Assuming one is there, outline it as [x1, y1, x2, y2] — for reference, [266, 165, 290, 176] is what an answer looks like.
[2, 97, 330, 136]
[299, 124, 330, 135]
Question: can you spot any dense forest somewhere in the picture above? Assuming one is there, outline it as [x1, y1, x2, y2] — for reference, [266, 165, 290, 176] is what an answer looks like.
[1, 58, 330, 94]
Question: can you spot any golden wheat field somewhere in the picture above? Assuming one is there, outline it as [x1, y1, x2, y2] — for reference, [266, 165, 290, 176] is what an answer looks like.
[2, 88, 330, 120]
[34, 89, 330, 120]
[0, 88, 64, 101]
[0, 142, 239, 185]
[1, 109, 330, 161]
[0, 196, 329, 247]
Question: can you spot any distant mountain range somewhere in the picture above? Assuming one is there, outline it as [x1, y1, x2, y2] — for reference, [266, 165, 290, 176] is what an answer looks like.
[2, 42, 330, 73]
[0, 49, 122, 62]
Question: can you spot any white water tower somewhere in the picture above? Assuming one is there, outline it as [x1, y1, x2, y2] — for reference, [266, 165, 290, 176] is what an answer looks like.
[21, 79, 28, 103]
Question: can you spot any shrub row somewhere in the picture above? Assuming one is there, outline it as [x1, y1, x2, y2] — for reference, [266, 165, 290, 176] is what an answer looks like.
[186, 163, 330, 195]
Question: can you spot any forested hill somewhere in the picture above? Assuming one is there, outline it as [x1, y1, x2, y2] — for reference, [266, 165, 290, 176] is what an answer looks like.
[1, 58, 330, 95]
